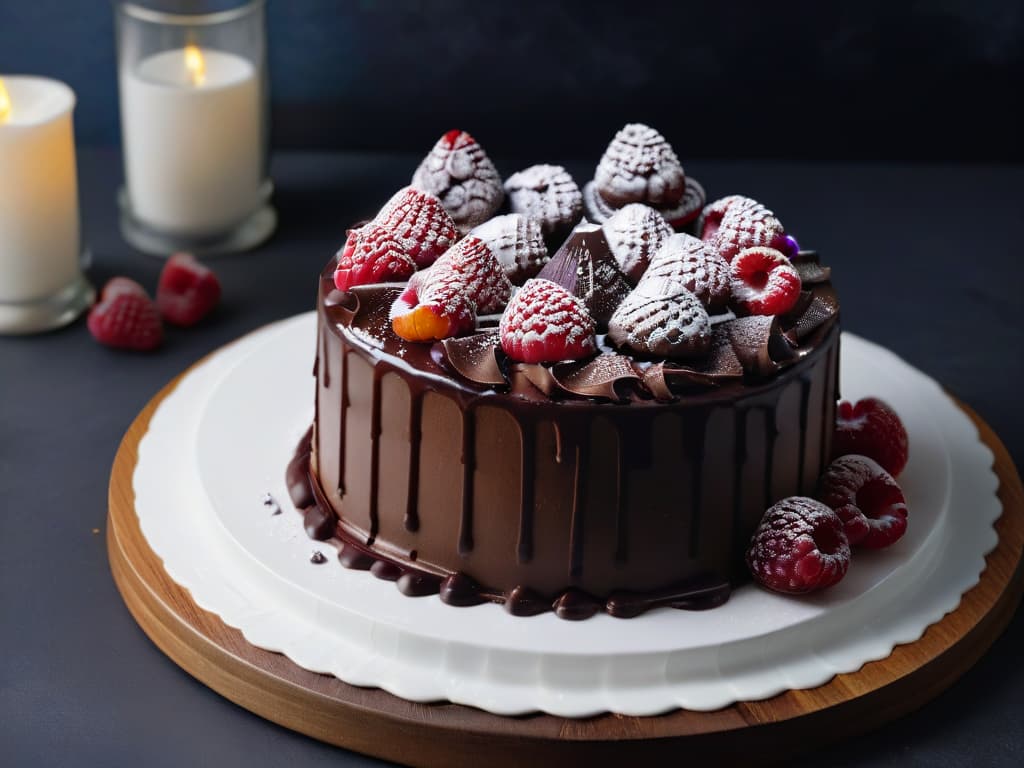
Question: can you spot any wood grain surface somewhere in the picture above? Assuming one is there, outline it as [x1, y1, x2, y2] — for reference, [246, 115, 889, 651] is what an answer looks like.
[106, 362, 1024, 767]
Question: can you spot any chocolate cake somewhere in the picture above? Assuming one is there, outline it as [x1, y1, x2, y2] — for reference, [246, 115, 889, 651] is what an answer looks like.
[288, 126, 841, 620]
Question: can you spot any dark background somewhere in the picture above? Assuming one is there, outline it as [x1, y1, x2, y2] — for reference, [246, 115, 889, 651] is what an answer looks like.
[1, 0, 1022, 161]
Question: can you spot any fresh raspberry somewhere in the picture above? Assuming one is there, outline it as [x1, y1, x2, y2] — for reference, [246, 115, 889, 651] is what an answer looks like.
[710, 204, 787, 262]
[334, 224, 416, 291]
[87, 278, 163, 352]
[411, 129, 504, 233]
[156, 252, 221, 327]
[373, 186, 458, 268]
[729, 247, 802, 316]
[818, 455, 908, 548]
[832, 397, 910, 477]
[391, 237, 512, 342]
[499, 278, 597, 364]
[699, 195, 757, 241]
[746, 496, 851, 594]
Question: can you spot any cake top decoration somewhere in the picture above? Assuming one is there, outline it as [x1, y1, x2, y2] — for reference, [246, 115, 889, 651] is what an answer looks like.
[594, 123, 686, 208]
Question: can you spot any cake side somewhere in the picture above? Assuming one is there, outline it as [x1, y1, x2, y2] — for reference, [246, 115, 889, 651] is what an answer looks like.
[300, 256, 839, 618]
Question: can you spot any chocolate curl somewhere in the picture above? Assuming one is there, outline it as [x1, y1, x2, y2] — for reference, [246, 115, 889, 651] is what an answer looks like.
[551, 354, 640, 401]
[509, 362, 561, 397]
[639, 326, 744, 400]
[790, 251, 832, 285]
[724, 316, 784, 376]
[440, 330, 505, 387]
[783, 289, 839, 345]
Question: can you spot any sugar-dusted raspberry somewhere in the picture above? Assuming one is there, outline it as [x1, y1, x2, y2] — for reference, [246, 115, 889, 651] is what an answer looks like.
[699, 195, 758, 241]
[710, 204, 787, 263]
[746, 496, 851, 594]
[594, 123, 686, 208]
[657, 176, 706, 229]
[818, 455, 908, 548]
[504, 164, 583, 238]
[411, 129, 504, 233]
[469, 213, 548, 285]
[729, 247, 802, 316]
[391, 237, 512, 342]
[87, 278, 163, 352]
[602, 203, 673, 284]
[643, 233, 731, 311]
[334, 224, 416, 291]
[499, 278, 597, 364]
[833, 397, 910, 477]
[373, 186, 458, 268]
[607, 279, 711, 360]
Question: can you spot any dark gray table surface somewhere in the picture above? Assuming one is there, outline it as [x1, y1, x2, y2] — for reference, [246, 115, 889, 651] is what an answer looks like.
[2, 149, 1022, 767]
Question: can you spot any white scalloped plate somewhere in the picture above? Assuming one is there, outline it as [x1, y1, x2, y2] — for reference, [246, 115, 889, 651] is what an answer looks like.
[133, 313, 1000, 717]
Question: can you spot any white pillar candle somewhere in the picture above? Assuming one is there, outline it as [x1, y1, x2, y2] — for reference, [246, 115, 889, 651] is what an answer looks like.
[0, 76, 81, 303]
[120, 45, 262, 237]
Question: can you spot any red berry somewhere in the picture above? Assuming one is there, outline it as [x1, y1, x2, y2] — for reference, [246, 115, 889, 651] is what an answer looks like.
[87, 278, 163, 351]
[833, 397, 910, 476]
[373, 186, 458, 268]
[710, 204, 787, 262]
[499, 278, 597, 364]
[746, 496, 851, 594]
[699, 195, 756, 241]
[334, 224, 416, 291]
[729, 247, 802, 315]
[818, 455, 908, 549]
[391, 237, 512, 342]
[156, 252, 221, 327]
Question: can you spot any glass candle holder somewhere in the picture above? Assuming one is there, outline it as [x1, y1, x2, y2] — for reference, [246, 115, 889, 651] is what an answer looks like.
[0, 76, 94, 335]
[115, 0, 275, 256]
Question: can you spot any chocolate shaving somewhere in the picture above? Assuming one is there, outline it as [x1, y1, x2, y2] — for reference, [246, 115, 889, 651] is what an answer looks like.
[724, 316, 782, 376]
[791, 251, 832, 285]
[639, 325, 744, 399]
[536, 222, 631, 329]
[509, 363, 560, 397]
[784, 291, 839, 344]
[440, 330, 505, 386]
[551, 354, 640, 401]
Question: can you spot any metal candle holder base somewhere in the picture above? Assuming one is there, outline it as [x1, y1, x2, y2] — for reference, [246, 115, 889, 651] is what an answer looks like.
[0, 264, 94, 335]
[117, 183, 277, 258]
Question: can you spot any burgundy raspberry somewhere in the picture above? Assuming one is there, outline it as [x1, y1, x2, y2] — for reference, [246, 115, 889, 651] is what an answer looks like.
[818, 455, 908, 549]
[833, 397, 910, 477]
[746, 496, 851, 594]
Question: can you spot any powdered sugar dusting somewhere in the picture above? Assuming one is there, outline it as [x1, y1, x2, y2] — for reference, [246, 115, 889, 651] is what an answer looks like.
[607, 284, 711, 360]
[373, 186, 458, 267]
[504, 164, 583, 236]
[499, 278, 597, 364]
[468, 213, 548, 284]
[644, 232, 731, 311]
[581, 180, 616, 223]
[594, 123, 686, 207]
[411, 131, 504, 233]
[602, 203, 673, 284]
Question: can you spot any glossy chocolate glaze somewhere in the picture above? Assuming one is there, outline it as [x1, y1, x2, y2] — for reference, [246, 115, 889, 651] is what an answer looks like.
[287, 249, 839, 619]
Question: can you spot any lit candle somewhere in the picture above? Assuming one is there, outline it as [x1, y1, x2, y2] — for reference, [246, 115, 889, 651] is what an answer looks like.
[0, 76, 85, 311]
[119, 43, 262, 238]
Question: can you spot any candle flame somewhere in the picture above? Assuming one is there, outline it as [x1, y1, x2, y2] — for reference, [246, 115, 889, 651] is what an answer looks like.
[0, 78, 11, 122]
[184, 44, 207, 86]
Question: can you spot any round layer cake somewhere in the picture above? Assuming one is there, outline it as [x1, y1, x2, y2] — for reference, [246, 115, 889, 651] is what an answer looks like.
[288, 125, 841, 619]
[292, 253, 838, 621]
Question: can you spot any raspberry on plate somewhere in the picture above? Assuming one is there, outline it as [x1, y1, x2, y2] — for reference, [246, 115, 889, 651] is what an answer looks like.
[87, 277, 163, 352]
[818, 454, 908, 548]
[156, 252, 221, 327]
[729, 246, 802, 316]
[391, 236, 512, 342]
[334, 224, 417, 291]
[746, 496, 851, 594]
[833, 397, 910, 476]
[499, 278, 597, 364]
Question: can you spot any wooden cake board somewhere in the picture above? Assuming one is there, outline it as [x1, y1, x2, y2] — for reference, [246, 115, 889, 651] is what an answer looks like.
[107, 364, 1024, 767]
